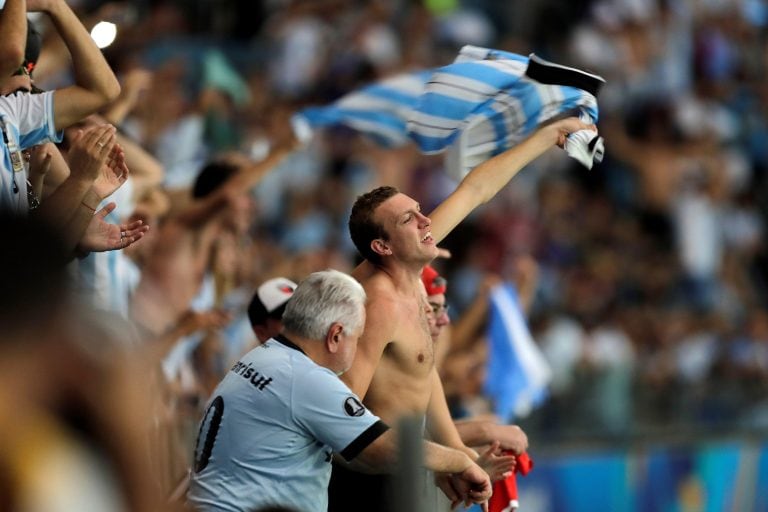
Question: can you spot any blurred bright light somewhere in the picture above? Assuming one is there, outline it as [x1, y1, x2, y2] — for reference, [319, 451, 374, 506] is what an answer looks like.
[90, 21, 117, 49]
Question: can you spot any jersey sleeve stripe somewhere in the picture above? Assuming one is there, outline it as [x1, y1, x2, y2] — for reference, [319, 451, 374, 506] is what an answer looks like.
[339, 420, 389, 461]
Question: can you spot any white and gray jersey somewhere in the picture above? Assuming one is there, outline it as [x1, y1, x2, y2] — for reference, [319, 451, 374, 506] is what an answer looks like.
[187, 335, 388, 512]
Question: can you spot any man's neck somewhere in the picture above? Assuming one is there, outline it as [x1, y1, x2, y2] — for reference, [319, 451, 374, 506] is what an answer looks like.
[277, 330, 330, 369]
[378, 258, 429, 290]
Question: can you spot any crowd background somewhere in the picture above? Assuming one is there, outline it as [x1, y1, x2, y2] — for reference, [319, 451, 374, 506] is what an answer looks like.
[11, 0, 768, 509]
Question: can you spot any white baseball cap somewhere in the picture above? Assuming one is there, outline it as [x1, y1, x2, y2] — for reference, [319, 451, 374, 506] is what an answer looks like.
[248, 277, 297, 327]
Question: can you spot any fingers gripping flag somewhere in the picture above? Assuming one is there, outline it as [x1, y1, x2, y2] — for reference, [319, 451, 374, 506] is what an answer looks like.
[484, 283, 552, 421]
[408, 46, 605, 179]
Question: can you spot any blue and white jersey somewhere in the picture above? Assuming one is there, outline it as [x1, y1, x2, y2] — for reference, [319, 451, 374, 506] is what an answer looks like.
[0, 91, 62, 215]
[188, 335, 388, 512]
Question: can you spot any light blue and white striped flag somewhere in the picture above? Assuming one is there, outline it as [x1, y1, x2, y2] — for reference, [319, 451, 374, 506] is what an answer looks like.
[296, 71, 432, 148]
[408, 45, 604, 179]
[484, 283, 552, 421]
[294, 46, 604, 175]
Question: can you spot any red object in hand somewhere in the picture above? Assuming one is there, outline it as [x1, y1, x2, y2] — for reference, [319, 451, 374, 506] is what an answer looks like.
[488, 452, 533, 512]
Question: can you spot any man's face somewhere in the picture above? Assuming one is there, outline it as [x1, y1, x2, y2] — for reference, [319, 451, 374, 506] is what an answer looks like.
[372, 193, 437, 264]
[423, 293, 440, 342]
[426, 293, 449, 342]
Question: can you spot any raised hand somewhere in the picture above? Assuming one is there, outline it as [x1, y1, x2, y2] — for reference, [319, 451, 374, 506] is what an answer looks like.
[92, 142, 129, 200]
[543, 117, 597, 148]
[66, 124, 117, 184]
[120, 68, 152, 105]
[77, 202, 148, 253]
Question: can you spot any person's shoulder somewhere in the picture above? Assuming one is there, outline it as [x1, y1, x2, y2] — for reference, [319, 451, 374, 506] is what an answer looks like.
[351, 260, 376, 283]
[0, 93, 25, 118]
[363, 270, 397, 294]
[294, 359, 343, 392]
[364, 278, 401, 314]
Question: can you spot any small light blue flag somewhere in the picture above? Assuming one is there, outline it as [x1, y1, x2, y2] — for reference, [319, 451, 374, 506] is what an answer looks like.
[484, 283, 552, 421]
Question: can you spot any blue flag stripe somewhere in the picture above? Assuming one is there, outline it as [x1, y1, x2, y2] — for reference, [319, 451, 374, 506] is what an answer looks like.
[484, 283, 551, 420]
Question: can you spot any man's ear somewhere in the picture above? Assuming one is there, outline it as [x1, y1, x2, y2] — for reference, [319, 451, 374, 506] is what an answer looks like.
[371, 239, 390, 256]
[326, 322, 344, 353]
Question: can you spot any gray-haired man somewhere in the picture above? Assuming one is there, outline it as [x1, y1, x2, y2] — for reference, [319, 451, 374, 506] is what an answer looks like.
[188, 269, 491, 512]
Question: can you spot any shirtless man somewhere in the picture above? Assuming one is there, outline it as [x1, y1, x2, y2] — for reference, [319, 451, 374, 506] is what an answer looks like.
[131, 146, 292, 336]
[329, 117, 594, 510]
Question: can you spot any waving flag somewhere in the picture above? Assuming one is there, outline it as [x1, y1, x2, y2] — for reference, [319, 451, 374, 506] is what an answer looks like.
[484, 283, 551, 421]
[296, 71, 431, 148]
[294, 46, 604, 175]
[408, 46, 604, 179]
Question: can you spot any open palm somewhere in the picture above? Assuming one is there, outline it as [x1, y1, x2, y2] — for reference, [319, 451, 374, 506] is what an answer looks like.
[92, 144, 129, 200]
[78, 202, 149, 253]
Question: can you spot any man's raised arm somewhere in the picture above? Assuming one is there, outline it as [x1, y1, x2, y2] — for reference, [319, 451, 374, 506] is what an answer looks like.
[0, 0, 28, 77]
[175, 146, 292, 228]
[28, 0, 121, 129]
[429, 117, 594, 244]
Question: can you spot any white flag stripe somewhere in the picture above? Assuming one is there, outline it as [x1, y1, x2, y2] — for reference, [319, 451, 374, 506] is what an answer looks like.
[426, 78, 498, 104]
[379, 73, 431, 95]
[337, 95, 413, 115]
[346, 119, 408, 143]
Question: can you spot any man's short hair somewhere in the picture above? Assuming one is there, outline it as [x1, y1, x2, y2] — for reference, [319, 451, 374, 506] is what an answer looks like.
[247, 277, 297, 328]
[348, 186, 399, 265]
[192, 161, 238, 198]
[282, 270, 366, 341]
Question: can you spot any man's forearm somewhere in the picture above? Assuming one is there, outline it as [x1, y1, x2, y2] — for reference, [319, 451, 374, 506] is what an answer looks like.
[0, 0, 27, 76]
[225, 145, 292, 194]
[455, 419, 529, 455]
[42, 0, 120, 128]
[458, 125, 558, 205]
[426, 370, 471, 452]
[47, 0, 119, 95]
[454, 420, 494, 448]
[423, 440, 473, 474]
[352, 429, 472, 475]
[431, 119, 590, 244]
[35, 176, 96, 251]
